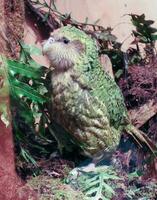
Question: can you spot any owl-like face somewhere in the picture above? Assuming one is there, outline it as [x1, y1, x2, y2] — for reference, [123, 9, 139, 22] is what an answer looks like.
[42, 29, 85, 71]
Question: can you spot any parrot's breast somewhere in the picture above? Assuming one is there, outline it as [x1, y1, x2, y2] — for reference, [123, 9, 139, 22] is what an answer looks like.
[51, 70, 121, 156]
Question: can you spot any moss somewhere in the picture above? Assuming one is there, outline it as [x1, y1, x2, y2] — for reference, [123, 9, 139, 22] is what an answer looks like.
[27, 175, 85, 200]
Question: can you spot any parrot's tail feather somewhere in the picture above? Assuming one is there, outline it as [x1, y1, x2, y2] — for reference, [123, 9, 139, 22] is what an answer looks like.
[125, 125, 157, 155]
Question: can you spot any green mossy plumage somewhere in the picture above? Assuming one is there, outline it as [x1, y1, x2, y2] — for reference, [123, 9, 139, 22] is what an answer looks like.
[44, 26, 156, 157]
[59, 26, 128, 128]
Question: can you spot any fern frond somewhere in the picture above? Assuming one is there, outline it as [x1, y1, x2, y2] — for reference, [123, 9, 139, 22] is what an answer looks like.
[9, 78, 46, 104]
[7, 59, 44, 79]
[77, 167, 120, 200]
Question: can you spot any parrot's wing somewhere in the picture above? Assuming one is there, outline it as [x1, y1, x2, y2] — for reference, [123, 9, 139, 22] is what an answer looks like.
[76, 65, 157, 155]
[77, 65, 128, 129]
[70, 72, 122, 156]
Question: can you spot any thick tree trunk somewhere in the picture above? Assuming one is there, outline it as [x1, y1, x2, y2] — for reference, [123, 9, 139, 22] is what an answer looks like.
[0, 120, 21, 200]
[0, 1, 37, 199]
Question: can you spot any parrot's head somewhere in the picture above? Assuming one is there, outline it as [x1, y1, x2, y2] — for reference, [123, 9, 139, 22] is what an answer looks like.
[42, 26, 99, 72]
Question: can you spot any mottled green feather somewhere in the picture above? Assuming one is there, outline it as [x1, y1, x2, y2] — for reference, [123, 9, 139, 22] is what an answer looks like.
[59, 26, 128, 128]
[43, 26, 156, 157]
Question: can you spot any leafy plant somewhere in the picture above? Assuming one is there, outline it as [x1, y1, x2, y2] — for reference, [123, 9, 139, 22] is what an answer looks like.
[5, 42, 80, 173]
[6, 43, 53, 171]
[69, 167, 120, 200]
[130, 14, 157, 44]
[130, 14, 157, 61]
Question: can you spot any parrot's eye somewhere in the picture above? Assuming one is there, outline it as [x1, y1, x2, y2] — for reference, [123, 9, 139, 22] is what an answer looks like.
[62, 37, 70, 44]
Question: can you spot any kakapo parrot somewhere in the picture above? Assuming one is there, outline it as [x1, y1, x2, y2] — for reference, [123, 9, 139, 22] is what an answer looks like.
[43, 26, 156, 160]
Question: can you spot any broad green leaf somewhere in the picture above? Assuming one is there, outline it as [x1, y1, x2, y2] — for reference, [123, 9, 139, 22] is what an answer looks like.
[11, 96, 34, 125]
[20, 42, 42, 55]
[130, 14, 157, 45]
[10, 78, 46, 103]
[151, 34, 157, 41]
[144, 20, 154, 26]
[28, 59, 42, 69]
[76, 169, 119, 200]
[147, 27, 157, 34]
[7, 60, 43, 79]
[84, 181, 98, 190]
[20, 148, 38, 166]
[85, 187, 98, 195]
[103, 182, 115, 195]
[102, 173, 120, 180]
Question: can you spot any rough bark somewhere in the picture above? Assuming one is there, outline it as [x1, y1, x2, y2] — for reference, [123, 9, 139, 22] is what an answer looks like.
[0, 0, 37, 199]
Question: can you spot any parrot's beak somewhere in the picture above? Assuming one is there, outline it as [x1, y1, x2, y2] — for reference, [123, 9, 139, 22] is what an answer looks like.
[42, 37, 56, 55]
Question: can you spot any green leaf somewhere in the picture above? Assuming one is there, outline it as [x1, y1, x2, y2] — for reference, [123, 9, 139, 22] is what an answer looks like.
[151, 34, 157, 41]
[144, 20, 154, 26]
[147, 27, 157, 34]
[85, 187, 98, 196]
[102, 173, 120, 180]
[103, 182, 115, 195]
[20, 148, 38, 166]
[20, 42, 42, 55]
[75, 168, 119, 200]
[12, 96, 34, 125]
[7, 60, 43, 79]
[10, 78, 46, 104]
[139, 36, 149, 43]
[28, 59, 42, 69]
[130, 14, 157, 44]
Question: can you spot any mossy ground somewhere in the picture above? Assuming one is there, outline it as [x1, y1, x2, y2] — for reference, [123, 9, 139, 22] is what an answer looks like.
[27, 175, 85, 200]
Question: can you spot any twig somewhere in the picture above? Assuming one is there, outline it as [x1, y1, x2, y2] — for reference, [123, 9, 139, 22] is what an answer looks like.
[29, 0, 105, 31]
[25, 0, 60, 31]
